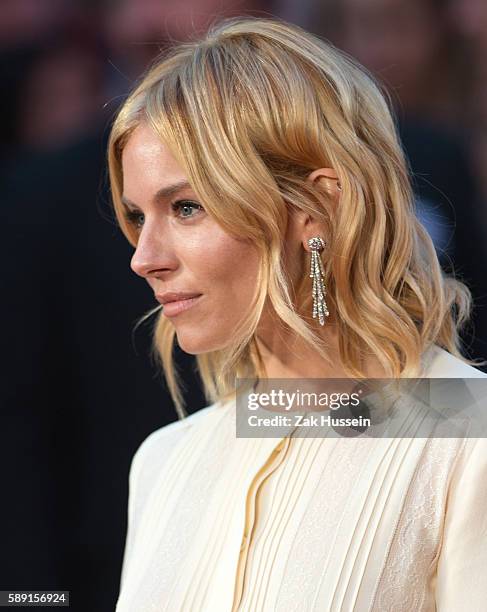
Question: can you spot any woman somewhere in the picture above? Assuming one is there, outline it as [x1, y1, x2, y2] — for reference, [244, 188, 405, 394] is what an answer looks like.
[108, 16, 487, 611]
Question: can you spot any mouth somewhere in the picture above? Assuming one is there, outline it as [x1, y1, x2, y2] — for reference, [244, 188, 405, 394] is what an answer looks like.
[158, 294, 203, 317]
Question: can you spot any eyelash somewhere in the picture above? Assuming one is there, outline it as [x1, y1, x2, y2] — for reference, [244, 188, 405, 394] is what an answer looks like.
[123, 200, 204, 229]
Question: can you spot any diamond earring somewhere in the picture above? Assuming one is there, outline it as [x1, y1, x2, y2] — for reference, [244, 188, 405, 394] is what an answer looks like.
[307, 236, 329, 325]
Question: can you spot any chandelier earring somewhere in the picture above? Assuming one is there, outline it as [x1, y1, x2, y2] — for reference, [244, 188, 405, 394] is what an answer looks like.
[307, 236, 329, 326]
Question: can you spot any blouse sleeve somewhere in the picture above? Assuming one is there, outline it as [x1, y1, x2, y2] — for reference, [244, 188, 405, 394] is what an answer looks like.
[434, 437, 487, 610]
[118, 434, 151, 590]
[118, 419, 192, 590]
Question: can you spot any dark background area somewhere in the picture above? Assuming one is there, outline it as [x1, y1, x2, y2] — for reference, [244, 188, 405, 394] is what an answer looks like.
[1, 0, 487, 610]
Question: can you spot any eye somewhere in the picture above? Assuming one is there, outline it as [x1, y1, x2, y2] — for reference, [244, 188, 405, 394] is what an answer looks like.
[122, 199, 204, 230]
[171, 200, 204, 219]
[123, 209, 145, 229]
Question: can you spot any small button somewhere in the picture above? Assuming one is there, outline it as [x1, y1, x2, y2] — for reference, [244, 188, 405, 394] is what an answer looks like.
[240, 534, 248, 551]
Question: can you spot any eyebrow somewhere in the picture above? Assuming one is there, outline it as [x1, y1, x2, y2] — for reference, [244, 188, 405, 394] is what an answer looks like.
[121, 179, 192, 209]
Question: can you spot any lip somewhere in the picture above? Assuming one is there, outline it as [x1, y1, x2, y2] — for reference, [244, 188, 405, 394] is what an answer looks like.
[155, 293, 203, 317]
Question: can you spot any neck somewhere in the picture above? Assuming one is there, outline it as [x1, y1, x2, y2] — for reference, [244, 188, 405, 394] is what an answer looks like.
[255, 319, 387, 380]
[255, 321, 345, 379]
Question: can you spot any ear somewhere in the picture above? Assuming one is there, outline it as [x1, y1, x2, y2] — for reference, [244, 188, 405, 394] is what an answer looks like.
[307, 167, 341, 199]
[299, 167, 340, 252]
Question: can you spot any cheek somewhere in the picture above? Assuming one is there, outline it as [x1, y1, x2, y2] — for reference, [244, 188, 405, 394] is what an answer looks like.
[173, 234, 261, 354]
[187, 232, 260, 307]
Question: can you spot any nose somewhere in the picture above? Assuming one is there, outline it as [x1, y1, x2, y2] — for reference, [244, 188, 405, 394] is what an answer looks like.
[130, 224, 176, 279]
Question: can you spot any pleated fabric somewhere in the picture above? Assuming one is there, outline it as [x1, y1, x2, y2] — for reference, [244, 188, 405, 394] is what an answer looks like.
[115, 346, 487, 611]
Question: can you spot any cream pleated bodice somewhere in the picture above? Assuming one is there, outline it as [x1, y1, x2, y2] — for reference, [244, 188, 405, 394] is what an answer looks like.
[115, 345, 487, 611]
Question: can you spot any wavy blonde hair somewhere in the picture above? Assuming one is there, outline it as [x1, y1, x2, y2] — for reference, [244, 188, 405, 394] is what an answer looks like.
[108, 16, 482, 419]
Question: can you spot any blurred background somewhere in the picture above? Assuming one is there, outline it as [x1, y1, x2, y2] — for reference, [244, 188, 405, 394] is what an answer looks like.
[1, 0, 486, 610]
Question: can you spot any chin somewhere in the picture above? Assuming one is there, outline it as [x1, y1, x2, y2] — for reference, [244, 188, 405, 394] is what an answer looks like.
[175, 330, 224, 355]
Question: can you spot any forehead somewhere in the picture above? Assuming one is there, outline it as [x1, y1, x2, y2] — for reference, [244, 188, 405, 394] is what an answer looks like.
[121, 123, 187, 189]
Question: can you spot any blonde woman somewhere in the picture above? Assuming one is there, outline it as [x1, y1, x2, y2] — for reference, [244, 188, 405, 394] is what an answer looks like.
[108, 16, 487, 612]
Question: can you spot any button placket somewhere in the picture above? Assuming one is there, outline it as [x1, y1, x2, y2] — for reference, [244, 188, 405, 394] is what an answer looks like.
[232, 436, 292, 611]
[274, 439, 286, 453]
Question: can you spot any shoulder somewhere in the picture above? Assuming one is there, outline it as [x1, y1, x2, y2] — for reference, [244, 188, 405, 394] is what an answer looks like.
[125, 400, 230, 524]
[129, 401, 224, 485]
[423, 344, 487, 379]
[433, 435, 487, 609]
[422, 345, 487, 434]
[441, 436, 487, 537]
[136, 401, 219, 453]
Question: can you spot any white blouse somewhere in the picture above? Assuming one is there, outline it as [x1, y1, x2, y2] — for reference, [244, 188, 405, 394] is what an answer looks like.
[115, 345, 487, 611]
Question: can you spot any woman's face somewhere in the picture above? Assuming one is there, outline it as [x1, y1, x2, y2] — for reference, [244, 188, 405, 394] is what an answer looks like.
[121, 123, 262, 354]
